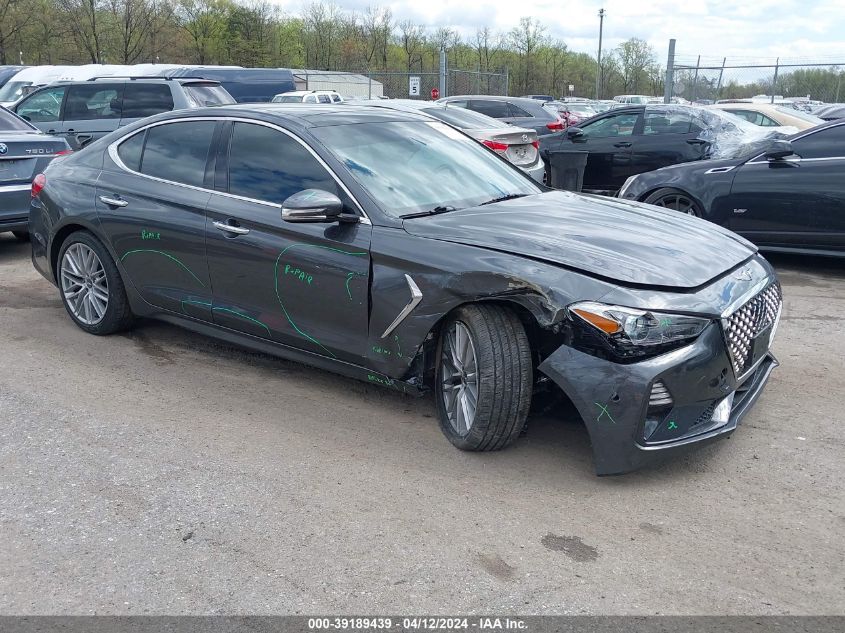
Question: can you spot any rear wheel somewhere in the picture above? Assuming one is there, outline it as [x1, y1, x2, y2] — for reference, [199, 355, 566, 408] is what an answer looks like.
[644, 187, 703, 217]
[435, 304, 533, 451]
[58, 230, 133, 335]
[12, 231, 29, 241]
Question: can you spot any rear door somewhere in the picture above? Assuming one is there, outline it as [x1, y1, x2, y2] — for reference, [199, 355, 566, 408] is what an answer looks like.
[62, 82, 125, 149]
[560, 110, 641, 191]
[96, 119, 219, 317]
[205, 120, 371, 362]
[631, 107, 708, 174]
[727, 123, 845, 250]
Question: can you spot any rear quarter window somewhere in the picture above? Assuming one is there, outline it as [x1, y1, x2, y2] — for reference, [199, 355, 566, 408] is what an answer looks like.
[121, 84, 174, 118]
[116, 130, 145, 171]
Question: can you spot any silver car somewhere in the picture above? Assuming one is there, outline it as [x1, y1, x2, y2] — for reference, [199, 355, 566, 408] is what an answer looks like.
[358, 99, 544, 182]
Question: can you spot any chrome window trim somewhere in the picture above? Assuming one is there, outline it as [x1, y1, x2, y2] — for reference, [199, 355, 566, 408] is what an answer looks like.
[107, 115, 371, 224]
[380, 274, 423, 339]
[745, 156, 845, 165]
[0, 183, 31, 193]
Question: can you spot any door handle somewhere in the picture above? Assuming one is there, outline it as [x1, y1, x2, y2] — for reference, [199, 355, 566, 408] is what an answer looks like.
[613, 141, 632, 148]
[98, 195, 128, 208]
[686, 139, 708, 145]
[213, 220, 249, 235]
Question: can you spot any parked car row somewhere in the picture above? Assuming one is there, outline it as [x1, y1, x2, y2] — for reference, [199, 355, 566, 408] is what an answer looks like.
[27, 102, 783, 475]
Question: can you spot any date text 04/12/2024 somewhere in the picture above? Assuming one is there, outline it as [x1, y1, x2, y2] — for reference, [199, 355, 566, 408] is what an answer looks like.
[307, 618, 527, 630]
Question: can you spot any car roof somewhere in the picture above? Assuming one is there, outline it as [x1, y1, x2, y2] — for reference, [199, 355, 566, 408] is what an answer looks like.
[172, 103, 432, 128]
[443, 94, 540, 105]
[276, 90, 339, 96]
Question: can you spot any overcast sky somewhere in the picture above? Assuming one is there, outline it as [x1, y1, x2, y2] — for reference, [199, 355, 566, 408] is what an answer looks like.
[273, 0, 844, 65]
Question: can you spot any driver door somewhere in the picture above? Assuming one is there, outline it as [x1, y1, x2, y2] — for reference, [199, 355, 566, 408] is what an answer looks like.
[205, 121, 372, 363]
[559, 110, 641, 191]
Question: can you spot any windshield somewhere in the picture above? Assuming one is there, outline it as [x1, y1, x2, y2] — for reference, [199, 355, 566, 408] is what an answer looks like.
[0, 106, 36, 131]
[312, 121, 541, 217]
[183, 84, 236, 107]
[274, 95, 303, 103]
[0, 81, 31, 103]
[420, 106, 510, 130]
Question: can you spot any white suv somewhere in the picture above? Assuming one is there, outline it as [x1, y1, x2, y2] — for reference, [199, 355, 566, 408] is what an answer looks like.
[272, 90, 343, 104]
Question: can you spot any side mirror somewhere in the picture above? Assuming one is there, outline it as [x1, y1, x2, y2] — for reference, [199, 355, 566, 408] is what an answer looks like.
[282, 189, 344, 223]
[566, 126, 584, 139]
[764, 139, 794, 161]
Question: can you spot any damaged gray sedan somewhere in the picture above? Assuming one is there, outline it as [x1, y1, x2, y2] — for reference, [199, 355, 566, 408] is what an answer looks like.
[29, 104, 781, 474]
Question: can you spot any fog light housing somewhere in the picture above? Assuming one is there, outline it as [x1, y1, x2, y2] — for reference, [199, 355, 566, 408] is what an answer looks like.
[712, 393, 735, 425]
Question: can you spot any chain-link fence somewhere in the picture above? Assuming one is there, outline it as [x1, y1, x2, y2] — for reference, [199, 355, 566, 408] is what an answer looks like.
[293, 68, 508, 100]
[667, 54, 845, 105]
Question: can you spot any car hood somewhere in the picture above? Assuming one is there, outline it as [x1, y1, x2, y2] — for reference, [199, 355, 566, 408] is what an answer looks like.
[402, 191, 756, 289]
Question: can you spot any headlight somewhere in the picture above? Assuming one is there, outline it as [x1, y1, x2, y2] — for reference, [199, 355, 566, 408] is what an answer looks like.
[618, 175, 638, 198]
[568, 301, 711, 361]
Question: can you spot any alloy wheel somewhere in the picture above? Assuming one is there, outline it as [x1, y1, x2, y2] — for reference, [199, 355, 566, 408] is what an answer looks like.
[60, 243, 109, 325]
[440, 321, 479, 436]
[654, 193, 700, 216]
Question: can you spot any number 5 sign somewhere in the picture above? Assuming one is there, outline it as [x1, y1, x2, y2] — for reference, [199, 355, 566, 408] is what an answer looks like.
[409, 76, 421, 97]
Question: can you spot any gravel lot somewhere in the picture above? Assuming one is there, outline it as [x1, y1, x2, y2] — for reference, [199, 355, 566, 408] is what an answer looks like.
[0, 231, 843, 615]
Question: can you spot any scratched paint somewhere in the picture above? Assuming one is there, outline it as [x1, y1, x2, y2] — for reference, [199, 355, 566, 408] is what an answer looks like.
[120, 249, 205, 287]
[273, 243, 367, 358]
[595, 402, 617, 424]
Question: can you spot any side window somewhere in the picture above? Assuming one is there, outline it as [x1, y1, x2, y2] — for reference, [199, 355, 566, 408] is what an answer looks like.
[581, 112, 639, 137]
[64, 84, 124, 121]
[121, 84, 175, 118]
[16, 87, 66, 123]
[117, 130, 145, 171]
[227, 122, 339, 204]
[508, 103, 532, 117]
[791, 124, 845, 159]
[643, 110, 693, 135]
[447, 100, 468, 109]
[304, 95, 317, 103]
[468, 100, 511, 119]
[317, 94, 331, 103]
[331, 94, 341, 103]
[140, 121, 216, 187]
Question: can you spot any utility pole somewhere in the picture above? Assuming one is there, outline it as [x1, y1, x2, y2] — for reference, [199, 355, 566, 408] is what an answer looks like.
[595, 8, 605, 99]
[663, 39, 675, 104]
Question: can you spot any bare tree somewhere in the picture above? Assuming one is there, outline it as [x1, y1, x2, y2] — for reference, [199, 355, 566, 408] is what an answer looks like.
[615, 37, 656, 93]
[362, 5, 391, 69]
[56, 0, 105, 62]
[397, 20, 423, 73]
[0, 0, 32, 64]
[509, 17, 546, 94]
[302, 1, 342, 70]
[107, 0, 156, 63]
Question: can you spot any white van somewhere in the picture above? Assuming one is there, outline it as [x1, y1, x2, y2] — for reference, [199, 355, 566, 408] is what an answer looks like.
[0, 66, 73, 105]
[57, 64, 134, 81]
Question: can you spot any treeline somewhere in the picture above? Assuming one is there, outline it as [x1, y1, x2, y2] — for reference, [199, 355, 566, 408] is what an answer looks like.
[0, 0, 669, 98]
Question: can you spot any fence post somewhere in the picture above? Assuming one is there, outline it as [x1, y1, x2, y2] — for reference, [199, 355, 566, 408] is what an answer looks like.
[439, 47, 447, 98]
[691, 55, 700, 102]
[504, 66, 509, 96]
[663, 38, 675, 104]
[715, 57, 727, 98]
[368, 71, 372, 100]
[771, 58, 779, 103]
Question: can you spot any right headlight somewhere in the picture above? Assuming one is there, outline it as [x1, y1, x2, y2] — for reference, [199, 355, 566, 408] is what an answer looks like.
[618, 175, 638, 199]
[568, 301, 711, 361]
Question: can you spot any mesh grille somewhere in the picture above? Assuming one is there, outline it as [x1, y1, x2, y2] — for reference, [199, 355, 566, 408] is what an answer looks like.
[724, 283, 782, 376]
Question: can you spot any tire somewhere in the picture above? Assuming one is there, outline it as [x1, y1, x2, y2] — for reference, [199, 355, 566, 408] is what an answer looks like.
[435, 303, 533, 451]
[12, 230, 29, 241]
[57, 230, 133, 335]
[643, 187, 703, 217]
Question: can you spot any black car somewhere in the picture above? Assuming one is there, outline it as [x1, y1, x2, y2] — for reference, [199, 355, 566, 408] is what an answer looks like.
[30, 104, 781, 475]
[437, 95, 564, 136]
[619, 120, 845, 256]
[0, 106, 71, 239]
[540, 104, 785, 194]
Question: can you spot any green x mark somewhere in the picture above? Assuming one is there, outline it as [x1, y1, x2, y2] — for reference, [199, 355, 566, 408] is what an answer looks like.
[595, 402, 617, 424]
[667, 420, 678, 430]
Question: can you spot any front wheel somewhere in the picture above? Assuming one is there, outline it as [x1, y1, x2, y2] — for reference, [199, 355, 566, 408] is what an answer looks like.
[643, 187, 703, 217]
[435, 304, 533, 451]
[57, 230, 133, 335]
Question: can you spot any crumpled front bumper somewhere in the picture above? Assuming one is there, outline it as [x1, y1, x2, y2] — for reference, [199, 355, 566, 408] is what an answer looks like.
[538, 323, 778, 475]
